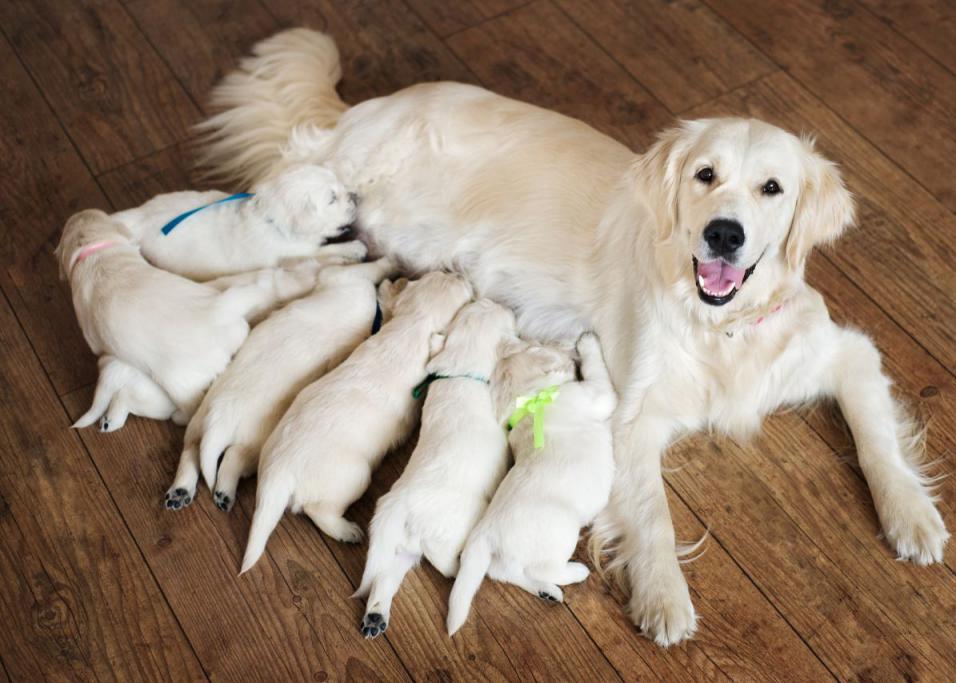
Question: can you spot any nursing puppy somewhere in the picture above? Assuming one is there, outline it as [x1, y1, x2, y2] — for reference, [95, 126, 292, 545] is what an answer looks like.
[72, 355, 178, 433]
[447, 333, 616, 636]
[112, 163, 360, 280]
[164, 257, 396, 511]
[241, 271, 473, 572]
[56, 209, 296, 424]
[355, 299, 516, 639]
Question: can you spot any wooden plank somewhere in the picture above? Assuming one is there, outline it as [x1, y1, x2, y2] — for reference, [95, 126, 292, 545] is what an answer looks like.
[0, 293, 204, 681]
[406, 0, 530, 37]
[681, 70, 956, 373]
[125, 0, 278, 111]
[703, 0, 956, 213]
[858, 0, 956, 75]
[556, 0, 776, 113]
[0, 0, 197, 174]
[97, 142, 212, 208]
[445, 0, 673, 152]
[61, 387, 410, 682]
[262, 0, 476, 104]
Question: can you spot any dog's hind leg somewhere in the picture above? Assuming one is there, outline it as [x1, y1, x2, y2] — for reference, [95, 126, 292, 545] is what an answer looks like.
[302, 502, 364, 543]
[360, 550, 419, 639]
[491, 563, 563, 603]
[526, 560, 590, 586]
[213, 445, 257, 512]
[99, 395, 132, 433]
[165, 442, 200, 510]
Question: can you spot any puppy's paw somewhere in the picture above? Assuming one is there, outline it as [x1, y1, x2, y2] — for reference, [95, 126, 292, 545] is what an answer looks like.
[360, 612, 388, 639]
[336, 240, 368, 263]
[537, 587, 563, 603]
[630, 573, 697, 647]
[164, 487, 194, 511]
[882, 493, 949, 565]
[98, 415, 112, 432]
[334, 521, 365, 544]
[213, 491, 234, 513]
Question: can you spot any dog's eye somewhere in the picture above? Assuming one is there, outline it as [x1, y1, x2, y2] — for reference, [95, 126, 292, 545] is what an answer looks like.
[761, 179, 782, 195]
[328, 191, 337, 205]
[695, 167, 714, 184]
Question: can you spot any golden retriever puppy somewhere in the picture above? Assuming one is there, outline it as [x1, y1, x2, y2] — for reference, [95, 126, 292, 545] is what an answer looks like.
[240, 272, 472, 573]
[198, 29, 947, 646]
[72, 355, 178, 432]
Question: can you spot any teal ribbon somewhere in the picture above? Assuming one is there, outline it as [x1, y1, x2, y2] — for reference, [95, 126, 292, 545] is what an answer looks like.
[160, 192, 254, 235]
[412, 372, 489, 399]
[507, 385, 560, 449]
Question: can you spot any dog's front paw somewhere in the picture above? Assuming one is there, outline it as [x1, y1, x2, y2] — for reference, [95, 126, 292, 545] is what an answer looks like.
[213, 491, 234, 513]
[629, 572, 697, 647]
[360, 612, 388, 639]
[164, 487, 194, 511]
[881, 492, 949, 565]
[335, 521, 365, 544]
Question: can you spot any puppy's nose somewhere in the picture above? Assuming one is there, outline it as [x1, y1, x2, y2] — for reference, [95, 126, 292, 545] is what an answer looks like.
[348, 192, 359, 206]
[703, 218, 745, 257]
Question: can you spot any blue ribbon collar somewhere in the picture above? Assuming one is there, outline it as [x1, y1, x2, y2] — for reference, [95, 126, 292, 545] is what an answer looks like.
[160, 192, 254, 235]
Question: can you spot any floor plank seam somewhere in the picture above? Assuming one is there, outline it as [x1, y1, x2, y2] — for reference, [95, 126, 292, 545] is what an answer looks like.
[438, 0, 540, 39]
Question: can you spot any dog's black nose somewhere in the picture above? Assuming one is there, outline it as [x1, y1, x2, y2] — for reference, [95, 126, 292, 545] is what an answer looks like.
[703, 218, 745, 257]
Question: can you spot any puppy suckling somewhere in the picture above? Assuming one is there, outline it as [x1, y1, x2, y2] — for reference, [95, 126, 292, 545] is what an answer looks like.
[57, 209, 301, 428]
[72, 355, 178, 433]
[241, 272, 473, 573]
[164, 257, 396, 511]
[446, 333, 616, 635]
[354, 299, 517, 639]
[112, 163, 360, 280]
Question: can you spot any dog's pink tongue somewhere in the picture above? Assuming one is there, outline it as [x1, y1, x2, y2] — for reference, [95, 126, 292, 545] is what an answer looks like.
[697, 259, 746, 291]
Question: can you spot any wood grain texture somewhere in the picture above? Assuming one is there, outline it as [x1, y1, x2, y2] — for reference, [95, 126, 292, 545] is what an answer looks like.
[407, 0, 530, 37]
[556, 0, 776, 113]
[859, 0, 956, 75]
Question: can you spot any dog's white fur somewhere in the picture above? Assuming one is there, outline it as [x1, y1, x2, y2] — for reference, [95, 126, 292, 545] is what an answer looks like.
[354, 299, 516, 639]
[241, 272, 473, 572]
[113, 164, 359, 280]
[446, 332, 616, 635]
[164, 257, 396, 511]
[199, 29, 948, 645]
[72, 355, 178, 432]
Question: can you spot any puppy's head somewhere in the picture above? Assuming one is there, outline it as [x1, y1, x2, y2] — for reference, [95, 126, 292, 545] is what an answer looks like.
[633, 118, 854, 315]
[54, 209, 133, 280]
[250, 163, 357, 243]
[426, 299, 517, 375]
[391, 271, 473, 325]
[492, 339, 576, 412]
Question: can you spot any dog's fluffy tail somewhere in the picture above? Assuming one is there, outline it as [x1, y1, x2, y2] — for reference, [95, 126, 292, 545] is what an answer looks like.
[196, 28, 348, 187]
[240, 470, 293, 574]
[446, 536, 492, 636]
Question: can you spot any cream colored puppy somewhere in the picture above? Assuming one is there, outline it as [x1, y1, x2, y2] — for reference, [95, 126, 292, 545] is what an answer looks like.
[241, 272, 473, 572]
[355, 299, 516, 639]
[164, 257, 396, 511]
[56, 209, 295, 425]
[73, 355, 178, 432]
[112, 163, 360, 280]
[447, 333, 616, 636]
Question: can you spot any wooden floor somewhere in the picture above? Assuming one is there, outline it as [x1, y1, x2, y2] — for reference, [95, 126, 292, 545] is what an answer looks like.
[2, 0, 955, 680]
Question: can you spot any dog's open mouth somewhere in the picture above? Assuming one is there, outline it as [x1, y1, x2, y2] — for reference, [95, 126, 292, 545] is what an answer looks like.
[693, 257, 757, 306]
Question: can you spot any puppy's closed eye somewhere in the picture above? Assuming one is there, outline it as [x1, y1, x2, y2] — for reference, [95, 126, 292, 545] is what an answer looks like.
[329, 191, 338, 205]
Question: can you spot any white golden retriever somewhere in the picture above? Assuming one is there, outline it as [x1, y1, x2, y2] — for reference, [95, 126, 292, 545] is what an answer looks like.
[447, 332, 616, 636]
[240, 272, 473, 573]
[164, 257, 396, 511]
[199, 29, 948, 645]
[112, 163, 360, 280]
[355, 299, 516, 639]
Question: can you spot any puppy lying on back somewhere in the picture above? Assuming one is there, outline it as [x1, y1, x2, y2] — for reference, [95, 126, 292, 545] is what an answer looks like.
[447, 333, 617, 635]
[57, 209, 302, 425]
[164, 257, 396, 511]
[355, 299, 517, 639]
[72, 355, 178, 433]
[112, 163, 361, 280]
[241, 272, 473, 572]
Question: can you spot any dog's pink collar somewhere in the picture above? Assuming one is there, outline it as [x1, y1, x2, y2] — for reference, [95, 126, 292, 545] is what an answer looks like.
[69, 241, 116, 273]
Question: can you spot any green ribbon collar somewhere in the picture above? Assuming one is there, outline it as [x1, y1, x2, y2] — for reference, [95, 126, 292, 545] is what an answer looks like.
[507, 385, 560, 449]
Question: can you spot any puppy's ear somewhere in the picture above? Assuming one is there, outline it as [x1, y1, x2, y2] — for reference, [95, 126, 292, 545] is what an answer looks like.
[785, 137, 855, 269]
[632, 121, 700, 241]
[428, 332, 446, 357]
[377, 277, 409, 315]
[497, 335, 527, 360]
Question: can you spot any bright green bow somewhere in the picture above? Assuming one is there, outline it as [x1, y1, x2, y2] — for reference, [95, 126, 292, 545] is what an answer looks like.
[507, 385, 560, 449]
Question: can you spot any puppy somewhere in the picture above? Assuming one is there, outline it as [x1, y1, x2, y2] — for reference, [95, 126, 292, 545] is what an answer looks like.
[164, 257, 396, 511]
[72, 355, 178, 433]
[240, 271, 473, 572]
[354, 299, 517, 639]
[56, 209, 297, 426]
[446, 332, 616, 635]
[112, 163, 361, 280]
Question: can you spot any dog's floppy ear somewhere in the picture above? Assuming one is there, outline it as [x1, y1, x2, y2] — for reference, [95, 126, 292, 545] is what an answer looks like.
[785, 137, 855, 269]
[631, 121, 701, 241]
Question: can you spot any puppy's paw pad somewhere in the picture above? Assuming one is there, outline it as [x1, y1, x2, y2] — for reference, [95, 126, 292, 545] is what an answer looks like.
[98, 416, 111, 432]
[360, 612, 388, 639]
[538, 590, 561, 603]
[164, 488, 193, 510]
[213, 491, 233, 512]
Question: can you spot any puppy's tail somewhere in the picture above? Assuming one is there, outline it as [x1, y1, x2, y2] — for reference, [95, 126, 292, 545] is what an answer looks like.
[353, 499, 406, 599]
[446, 536, 492, 636]
[195, 28, 348, 187]
[240, 470, 293, 574]
[72, 358, 123, 428]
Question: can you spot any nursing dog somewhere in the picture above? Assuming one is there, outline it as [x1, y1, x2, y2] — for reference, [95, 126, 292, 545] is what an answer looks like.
[198, 29, 947, 645]
[164, 258, 396, 511]
[355, 299, 516, 639]
[446, 332, 616, 636]
[240, 272, 472, 572]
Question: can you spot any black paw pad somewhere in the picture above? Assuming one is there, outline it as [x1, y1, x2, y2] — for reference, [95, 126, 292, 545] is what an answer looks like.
[360, 613, 387, 639]
[99, 418, 110, 432]
[213, 492, 232, 512]
[538, 591, 559, 602]
[164, 488, 192, 510]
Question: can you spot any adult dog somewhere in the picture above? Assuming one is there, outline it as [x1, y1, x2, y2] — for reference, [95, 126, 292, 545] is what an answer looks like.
[198, 29, 947, 645]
